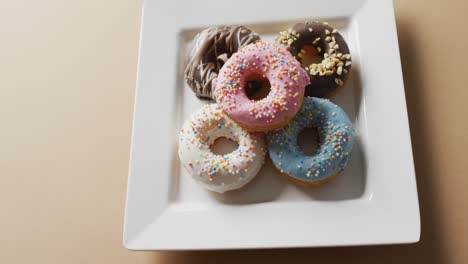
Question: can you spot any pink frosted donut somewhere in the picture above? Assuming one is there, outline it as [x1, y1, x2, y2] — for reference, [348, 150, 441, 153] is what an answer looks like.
[214, 41, 310, 132]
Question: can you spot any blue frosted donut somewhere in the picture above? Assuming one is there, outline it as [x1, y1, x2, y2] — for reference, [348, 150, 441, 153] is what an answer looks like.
[267, 97, 354, 185]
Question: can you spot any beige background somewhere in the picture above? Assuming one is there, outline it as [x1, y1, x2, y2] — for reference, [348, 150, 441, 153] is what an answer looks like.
[1, 0, 467, 263]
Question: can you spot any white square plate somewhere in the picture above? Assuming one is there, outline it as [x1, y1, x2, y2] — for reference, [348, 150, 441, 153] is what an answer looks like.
[124, 0, 420, 250]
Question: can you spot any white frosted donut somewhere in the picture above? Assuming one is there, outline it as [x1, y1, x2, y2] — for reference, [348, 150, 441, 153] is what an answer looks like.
[178, 104, 266, 193]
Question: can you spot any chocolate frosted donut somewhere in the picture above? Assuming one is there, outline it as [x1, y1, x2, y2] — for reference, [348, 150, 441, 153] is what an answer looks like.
[185, 25, 261, 100]
[276, 21, 352, 98]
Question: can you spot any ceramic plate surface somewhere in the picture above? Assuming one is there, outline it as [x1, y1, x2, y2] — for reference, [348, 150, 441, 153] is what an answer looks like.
[124, 0, 420, 250]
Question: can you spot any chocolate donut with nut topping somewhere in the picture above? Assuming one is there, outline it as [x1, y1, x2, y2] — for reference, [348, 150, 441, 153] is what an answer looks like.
[185, 25, 261, 100]
[276, 21, 352, 98]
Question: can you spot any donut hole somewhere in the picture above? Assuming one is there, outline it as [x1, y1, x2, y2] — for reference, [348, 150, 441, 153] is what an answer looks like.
[299, 45, 323, 67]
[297, 127, 320, 156]
[210, 137, 239, 156]
[245, 73, 271, 101]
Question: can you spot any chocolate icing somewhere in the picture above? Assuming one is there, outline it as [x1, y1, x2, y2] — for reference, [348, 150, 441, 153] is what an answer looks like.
[185, 25, 261, 100]
[276, 21, 352, 98]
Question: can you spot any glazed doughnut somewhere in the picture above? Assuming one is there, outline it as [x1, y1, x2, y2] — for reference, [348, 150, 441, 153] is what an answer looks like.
[185, 25, 261, 100]
[267, 97, 354, 186]
[276, 21, 352, 98]
[214, 41, 310, 132]
[178, 104, 266, 193]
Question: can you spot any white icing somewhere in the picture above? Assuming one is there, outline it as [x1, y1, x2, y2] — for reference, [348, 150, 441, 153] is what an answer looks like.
[178, 104, 266, 193]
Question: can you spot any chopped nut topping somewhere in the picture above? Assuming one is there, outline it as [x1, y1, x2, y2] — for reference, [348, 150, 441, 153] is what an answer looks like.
[312, 37, 321, 45]
[337, 66, 343, 75]
[294, 25, 352, 79]
[275, 28, 300, 47]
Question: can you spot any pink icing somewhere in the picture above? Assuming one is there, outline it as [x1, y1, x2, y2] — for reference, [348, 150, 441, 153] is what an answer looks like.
[214, 41, 310, 130]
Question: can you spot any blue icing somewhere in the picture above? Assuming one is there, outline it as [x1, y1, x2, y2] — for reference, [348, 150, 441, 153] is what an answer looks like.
[267, 97, 354, 183]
